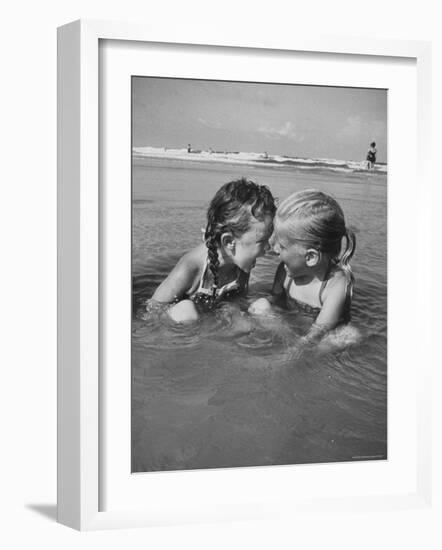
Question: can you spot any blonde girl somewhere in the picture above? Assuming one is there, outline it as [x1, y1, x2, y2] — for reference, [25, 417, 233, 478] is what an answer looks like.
[249, 189, 356, 344]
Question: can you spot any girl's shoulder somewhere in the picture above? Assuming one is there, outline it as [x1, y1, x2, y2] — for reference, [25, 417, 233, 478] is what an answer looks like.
[177, 243, 206, 271]
[151, 244, 206, 303]
[168, 244, 206, 288]
[322, 266, 349, 301]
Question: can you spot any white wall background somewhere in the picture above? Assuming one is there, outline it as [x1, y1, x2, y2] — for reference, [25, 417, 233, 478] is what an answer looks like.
[1, 0, 440, 547]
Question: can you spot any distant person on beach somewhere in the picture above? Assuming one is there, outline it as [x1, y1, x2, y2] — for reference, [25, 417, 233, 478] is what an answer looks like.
[366, 141, 377, 170]
[187, 143, 191, 153]
[146, 178, 276, 323]
[249, 189, 356, 348]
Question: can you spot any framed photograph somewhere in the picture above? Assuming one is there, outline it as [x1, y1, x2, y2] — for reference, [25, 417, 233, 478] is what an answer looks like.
[57, 19, 432, 530]
[131, 76, 389, 474]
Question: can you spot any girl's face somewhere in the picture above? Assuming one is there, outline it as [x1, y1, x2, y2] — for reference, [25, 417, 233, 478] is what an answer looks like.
[229, 215, 274, 273]
[272, 232, 309, 278]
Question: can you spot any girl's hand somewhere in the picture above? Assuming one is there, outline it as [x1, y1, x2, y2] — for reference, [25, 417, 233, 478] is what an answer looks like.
[248, 297, 273, 316]
[286, 327, 327, 363]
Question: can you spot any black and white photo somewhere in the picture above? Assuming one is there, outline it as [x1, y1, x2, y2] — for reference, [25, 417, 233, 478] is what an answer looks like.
[131, 76, 388, 473]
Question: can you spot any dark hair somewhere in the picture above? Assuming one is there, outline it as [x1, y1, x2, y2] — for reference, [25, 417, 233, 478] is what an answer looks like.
[370, 141, 376, 147]
[204, 178, 276, 296]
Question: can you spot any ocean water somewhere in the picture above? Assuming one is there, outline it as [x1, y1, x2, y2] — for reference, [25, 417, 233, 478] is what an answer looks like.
[132, 157, 387, 472]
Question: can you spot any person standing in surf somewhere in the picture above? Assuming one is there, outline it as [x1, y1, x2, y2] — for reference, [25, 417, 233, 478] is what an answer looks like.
[366, 141, 377, 170]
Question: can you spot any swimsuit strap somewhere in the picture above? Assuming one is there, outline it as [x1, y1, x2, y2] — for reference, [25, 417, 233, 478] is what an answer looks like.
[318, 262, 334, 306]
[193, 254, 240, 298]
[196, 256, 211, 293]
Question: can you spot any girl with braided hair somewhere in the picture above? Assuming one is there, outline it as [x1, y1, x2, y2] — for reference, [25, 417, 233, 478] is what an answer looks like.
[249, 189, 356, 345]
[149, 178, 275, 323]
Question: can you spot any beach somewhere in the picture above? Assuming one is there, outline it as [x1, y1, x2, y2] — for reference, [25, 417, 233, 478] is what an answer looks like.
[131, 155, 387, 472]
[133, 146, 387, 175]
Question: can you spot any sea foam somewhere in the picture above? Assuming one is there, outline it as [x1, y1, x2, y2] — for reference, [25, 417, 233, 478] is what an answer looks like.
[133, 146, 387, 174]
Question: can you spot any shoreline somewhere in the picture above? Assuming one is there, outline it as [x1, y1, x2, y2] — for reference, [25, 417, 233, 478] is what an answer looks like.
[133, 147, 387, 175]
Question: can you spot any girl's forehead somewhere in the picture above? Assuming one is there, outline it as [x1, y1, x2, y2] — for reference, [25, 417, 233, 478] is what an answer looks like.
[274, 219, 309, 246]
[274, 230, 290, 247]
[274, 219, 290, 241]
[249, 215, 273, 235]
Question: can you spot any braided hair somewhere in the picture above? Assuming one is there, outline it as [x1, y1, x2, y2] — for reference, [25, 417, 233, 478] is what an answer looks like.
[204, 178, 276, 297]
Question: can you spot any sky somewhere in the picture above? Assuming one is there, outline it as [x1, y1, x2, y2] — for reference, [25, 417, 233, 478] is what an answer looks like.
[132, 77, 387, 163]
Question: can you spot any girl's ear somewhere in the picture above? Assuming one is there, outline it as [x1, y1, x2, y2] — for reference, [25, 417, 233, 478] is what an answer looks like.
[305, 248, 320, 267]
[220, 232, 235, 253]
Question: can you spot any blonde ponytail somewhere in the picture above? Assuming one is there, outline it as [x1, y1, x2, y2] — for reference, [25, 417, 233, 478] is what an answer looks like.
[339, 227, 356, 297]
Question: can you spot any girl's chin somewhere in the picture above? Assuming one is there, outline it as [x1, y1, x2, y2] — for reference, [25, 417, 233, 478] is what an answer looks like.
[242, 260, 256, 273]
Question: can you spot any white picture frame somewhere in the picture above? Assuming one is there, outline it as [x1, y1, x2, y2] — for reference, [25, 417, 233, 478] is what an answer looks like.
[57, 19, 432, 531]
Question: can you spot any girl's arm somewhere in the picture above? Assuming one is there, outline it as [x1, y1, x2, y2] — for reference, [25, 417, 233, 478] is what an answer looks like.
[238, 270, 251, 296]
[151, 253, 200, 304]
[301, 273, 348, 345]
[248, 262, 286, 314]
[286, 277, 348, 361]
[286, 276, 351, 361]
[268, 262, 287, 306]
